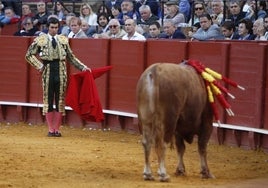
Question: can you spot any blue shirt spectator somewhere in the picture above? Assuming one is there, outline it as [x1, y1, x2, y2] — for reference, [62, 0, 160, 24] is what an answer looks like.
[192, 13, 224, 41]
[179, 0, 191, 22]
[0, 6, 20, 24]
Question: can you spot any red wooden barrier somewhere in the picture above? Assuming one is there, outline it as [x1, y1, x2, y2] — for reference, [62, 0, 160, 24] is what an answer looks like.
[107, 39, 145, 132]
[258, 43, 268, 150]
[1, 23, 19, 36]
[0, 36, 267, 151]
[224, 42, 267, 149]
[25, 37, 44, 124]
[0, 36, 29, 122]
[146, 39, 188, 66]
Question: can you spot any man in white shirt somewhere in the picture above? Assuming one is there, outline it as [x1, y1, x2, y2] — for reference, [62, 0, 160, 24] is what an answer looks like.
[122, 18, 146, 41]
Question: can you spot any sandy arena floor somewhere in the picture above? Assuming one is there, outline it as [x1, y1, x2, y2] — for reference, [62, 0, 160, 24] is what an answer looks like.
[0, 123, 267, 188]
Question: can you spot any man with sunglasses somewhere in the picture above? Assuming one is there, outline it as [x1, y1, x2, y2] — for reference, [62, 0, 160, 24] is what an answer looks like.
[25, 17, 91, 137]
[93, 18, 126, 39]
[14, 16, 39, 36]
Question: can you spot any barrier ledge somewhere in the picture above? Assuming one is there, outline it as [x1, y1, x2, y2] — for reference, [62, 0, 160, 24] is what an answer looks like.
[1, 101, 268, 134]
[0, 101, 137, 118]
[213, 123, 268, 135]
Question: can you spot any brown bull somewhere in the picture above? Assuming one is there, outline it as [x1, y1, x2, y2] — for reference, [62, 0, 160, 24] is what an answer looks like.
[136, 63, 214, 182]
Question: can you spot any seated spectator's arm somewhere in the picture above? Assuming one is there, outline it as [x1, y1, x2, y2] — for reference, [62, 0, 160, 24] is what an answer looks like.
[0, 17, 11, 24]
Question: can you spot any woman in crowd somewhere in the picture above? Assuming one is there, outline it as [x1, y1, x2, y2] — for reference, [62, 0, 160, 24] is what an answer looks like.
[79, 3, 97, 27]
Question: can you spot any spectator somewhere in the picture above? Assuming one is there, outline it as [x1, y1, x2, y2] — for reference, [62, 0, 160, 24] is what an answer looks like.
[261, 15, 268, 40]
[237, 18, 255, 40]
[188, 1, 206, 26]
[25, 17, 90, 137]
[81, 18, 95, 38]
[137, 4, 158, 26]
[164, 0, 185, 27]
[0, 0, 5, 16]
[158, 1, 168, 22]
[227, 0, 247, 27]
[52, 1, 67, 22]
[97, 3, 113, 20]
[257, 1, 267, 19]
[68, 16, 87, 38]
[94, 18, 126, 39]
[118, 0, 140, 25]
[146, 21, 167, 39]
[252, 18, 265, 40]
[249, 0, 267, 21]
[79, 3, 98, 27]
[204, 0, 213, 14]
[105, 0, 122, 9]
[221, 20, 240, 40]
[0, 6, 20, 24]
[32, 1, 50, 31]
[179, 0, 191, 22]
[14, 17, 39, 36]
[191, 13, 224, 41]
[21, 4, 34, 27]
[0, 1, 3, 15]
[61, 12, 75, 36]
[111, 4, 121, 19]
[188, 22, 201, 39]
[91, 12, 110, 37]
[210, 0, 224, 26]
[242, 0, 255, 21]
[137, 4, 158, 35]
[135, 0, 159, 18]
[163, 19, 186, 39]
[122, 18, 146, 40]
[1, 0, 20, 16]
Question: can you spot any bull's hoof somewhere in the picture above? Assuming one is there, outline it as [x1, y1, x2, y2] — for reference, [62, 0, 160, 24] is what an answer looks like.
[201, 173, 215, 179]
[200, 170, 215, 179]
[175, 168, 186, 176]
[143, 173, 155, 181]
[159, 173, 170, 182]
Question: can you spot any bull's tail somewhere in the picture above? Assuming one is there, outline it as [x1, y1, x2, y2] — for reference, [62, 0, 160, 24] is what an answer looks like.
[146, 66, 163, 141]
[142, 66, 159, 131]
[146, 71, 157, 115]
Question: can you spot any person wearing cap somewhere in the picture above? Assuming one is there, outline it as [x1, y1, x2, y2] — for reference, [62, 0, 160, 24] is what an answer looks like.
[164, 0, 186, 27]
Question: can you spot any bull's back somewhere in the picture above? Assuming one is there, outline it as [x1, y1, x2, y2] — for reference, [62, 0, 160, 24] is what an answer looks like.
[137, 63, 206, 112]
[137, 63, 211, 140]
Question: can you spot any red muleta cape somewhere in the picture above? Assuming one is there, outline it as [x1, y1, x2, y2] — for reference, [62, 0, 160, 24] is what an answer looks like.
[66, 67, 111, 122]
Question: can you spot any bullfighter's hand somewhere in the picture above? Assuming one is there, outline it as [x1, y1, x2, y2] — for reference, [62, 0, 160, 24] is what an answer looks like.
[82, 66, 91, 72]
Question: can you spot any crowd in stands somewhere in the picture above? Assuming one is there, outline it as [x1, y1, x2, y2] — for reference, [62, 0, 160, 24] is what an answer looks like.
[0, 0, 268, 41]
